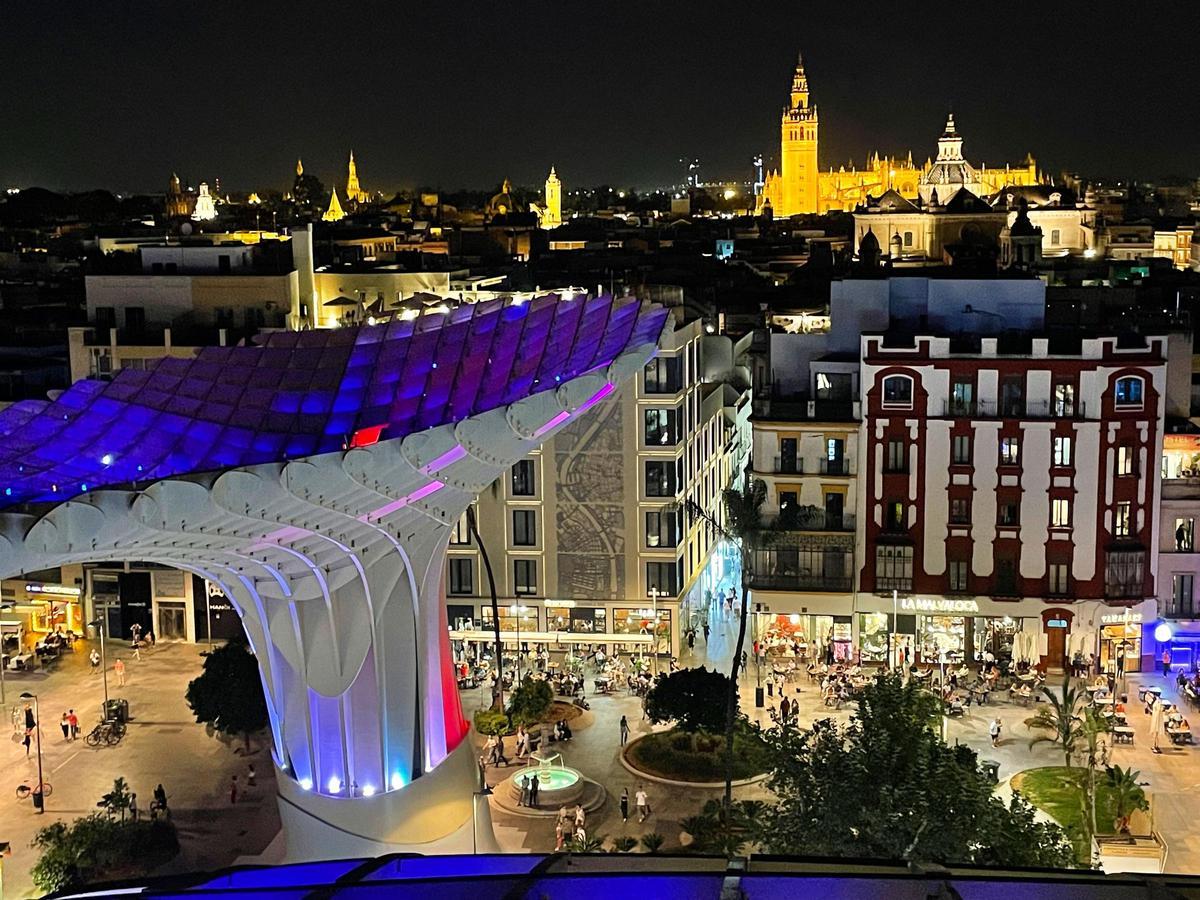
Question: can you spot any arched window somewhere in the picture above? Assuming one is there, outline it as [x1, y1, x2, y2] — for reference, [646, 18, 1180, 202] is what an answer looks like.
[1114, 376, 1144, 408]
[882, 374, 914, 408]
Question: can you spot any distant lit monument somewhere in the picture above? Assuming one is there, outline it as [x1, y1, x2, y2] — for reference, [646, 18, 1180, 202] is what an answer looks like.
[757, 51, 1043, 215]
[165, 173, 190, 218]
[346, 150, 368, 204]
[323, 187, 346, 222]
[486, 178, 516, 217]
[541, 166, 562, 228]
[191, 182, 218, 221]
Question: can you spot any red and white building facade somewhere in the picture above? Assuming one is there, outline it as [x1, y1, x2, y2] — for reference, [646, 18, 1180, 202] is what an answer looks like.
[856, 332, 1166, 673]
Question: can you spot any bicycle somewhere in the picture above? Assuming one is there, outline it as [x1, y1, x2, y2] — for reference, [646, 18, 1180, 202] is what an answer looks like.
[16, 780, 53, 800]
[84, 719, 126, 747]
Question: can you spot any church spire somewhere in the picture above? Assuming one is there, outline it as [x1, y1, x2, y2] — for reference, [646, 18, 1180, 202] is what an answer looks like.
[346, 150, 366, 203]
[790, 51, 810, 109]
[323, 188, 345, 222]
[296, 158, 304, 177]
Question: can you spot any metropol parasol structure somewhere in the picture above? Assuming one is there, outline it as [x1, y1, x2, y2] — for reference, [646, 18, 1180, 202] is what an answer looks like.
[0, 293, 668, 857]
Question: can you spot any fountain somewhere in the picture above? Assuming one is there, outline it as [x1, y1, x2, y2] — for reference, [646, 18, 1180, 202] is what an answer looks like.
[508, 749, 584, 808]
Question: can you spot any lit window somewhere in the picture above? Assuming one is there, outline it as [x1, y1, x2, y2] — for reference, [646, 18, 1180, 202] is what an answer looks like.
[952, 434, 971, 464]
[949, 559, 969, 592]
[999, 437, 1020, 466]
[1114, 501, 1132, 537]
[1048, 563, 1069, 595]
[882, 375, 913, 407]
[1052, 436, 1072, 467]
[1051, 498, 1072, 528]
[950, 497, 970, 524]
[1116, 444, 1135, 476]
[1114, 377, 1144, 408]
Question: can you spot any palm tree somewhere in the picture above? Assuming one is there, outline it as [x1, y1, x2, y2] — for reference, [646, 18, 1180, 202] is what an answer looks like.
[1024, 674, 1088, 768]
[1103, 765, 1148, 834]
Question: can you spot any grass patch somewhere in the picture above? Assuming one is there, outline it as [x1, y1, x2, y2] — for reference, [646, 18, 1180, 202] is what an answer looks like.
[1012, 766, 1121, 863]
[627, 725, 768, 782]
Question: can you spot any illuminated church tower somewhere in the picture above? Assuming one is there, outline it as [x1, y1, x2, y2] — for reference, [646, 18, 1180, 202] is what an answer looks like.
[779, 54, 819, 216]
[542, 166, 562, 228]
[191, 182, 217, 221]
[323, 187, 346, 222]
[346, 150, 368, 204]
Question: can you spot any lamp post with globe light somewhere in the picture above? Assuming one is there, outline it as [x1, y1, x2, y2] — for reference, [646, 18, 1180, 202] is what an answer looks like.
[19, 691, 44, 814]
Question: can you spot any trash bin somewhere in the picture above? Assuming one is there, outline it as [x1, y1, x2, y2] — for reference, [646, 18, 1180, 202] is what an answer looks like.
[755, 686, 764, 708]
[981, 759, 1000, 784]
[104, 698, 129, 723]
[33, 787, 44, 810]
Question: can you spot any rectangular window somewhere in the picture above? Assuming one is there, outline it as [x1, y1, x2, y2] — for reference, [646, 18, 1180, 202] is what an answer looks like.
[646, 561, 678, 596]
[999, 436, 1020, 466]
[644, 407, 680, 445]
[952, 434, 971, 465]
[949, 497, 971, 524]
[883, 376, 913, 407]
[950, 381, 974, 416]
[904, 231, 913, 247]
[1116, 444, 1135, 476]
[1051, 498, 1072, 528]
[513, 559, 537, 595]
[645, 460, 677, 497]
[95, 307, 116, 330]
[949, 559, 969, 592]
[885, 439, 907, 473]
[1052, 436, 1072, 467]
[997, 500, 1020, 526]
[449, 510, 472, 545]
[995, 557, 1019, 596]
[448, 558, 473, 595]
[511, 459, 535, 496]
[1000, 377, 1025, 417]
[1051, 228, 1061, 245]
[1105, 550, 1145, 599]
[876, 545, 913, 592]
[1114, 501, 1132, 537]
[644, 356, 682, 394]
[1048, 563, 1069, 595]
[1053, 382, 1075, 417]
[886, 500, 905, 531]
[1174, 517, 1195, 552]
[1115, 377, 1144, 408]
[646, 509, 680, 548]
[124, 306, 146, 330]
[512, 509, 536, 546]
[1172, 574, 1195, 617]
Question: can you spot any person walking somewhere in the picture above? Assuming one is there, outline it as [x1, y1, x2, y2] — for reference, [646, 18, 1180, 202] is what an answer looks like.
[687, 630, 695, 652]
[68, 709, 79, 740]
[1151, 697, 1165, 754]
[129, 792, 139, 823]
[619, 715, 629, 746]
[1162, 648, 1172, 677]
[154, 784, 168, 818]
[574, 804, 586, 829]
[114, 657, 126, 686]
[247, 763, 257, 789]
[89, 648, 100, 672]
[230, 775, 239, 804]
[60, 712, 71, 741]
[554, 819, 565, 850]
[702, 621, 710, 643]
[22, 729, 32, 757]
[780, 695, 791, 723]
[529, 772, 540, 808]
[989, 717, 1002, 748]
[635, 784, 650, 823]
[518, 775, 531, 808]
[620, 787, 630, 822]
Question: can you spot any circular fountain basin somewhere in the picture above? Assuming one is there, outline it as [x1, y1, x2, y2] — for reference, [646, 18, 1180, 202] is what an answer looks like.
[508, 764, 584, 808]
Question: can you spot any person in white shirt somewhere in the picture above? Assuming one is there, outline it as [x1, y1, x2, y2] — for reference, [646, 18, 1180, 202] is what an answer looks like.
[635, 785, 650, 822]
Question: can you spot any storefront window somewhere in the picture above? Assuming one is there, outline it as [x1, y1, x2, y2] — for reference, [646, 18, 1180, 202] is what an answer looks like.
[858, 613, 889, 663]
[973, 616, 1018, 666]
[920, 615, 966, 663]
[1100, 623, 1142, 674]
[546, 606, 572, 632]
[480, 606, 538, 633]
[613, 608, 671, 653]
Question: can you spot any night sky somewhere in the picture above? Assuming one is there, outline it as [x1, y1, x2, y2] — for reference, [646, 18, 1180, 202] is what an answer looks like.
[3, 1, 1197, 194]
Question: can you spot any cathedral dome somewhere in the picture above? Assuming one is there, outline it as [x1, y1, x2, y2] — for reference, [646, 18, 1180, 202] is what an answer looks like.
[487, 178, 517, 217]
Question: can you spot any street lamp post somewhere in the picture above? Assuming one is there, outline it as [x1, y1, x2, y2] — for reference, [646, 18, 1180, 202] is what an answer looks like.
[0, 601, 11, 706]
[89, 618, 109, 708]
[648, 587, 660, 675]
[890, 589, 899, 672]
[19, 691, 44, 814]
[509, 604, 528, 683]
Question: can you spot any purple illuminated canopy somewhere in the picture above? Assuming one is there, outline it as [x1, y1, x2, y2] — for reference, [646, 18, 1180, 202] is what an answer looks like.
[0, 294, 668, 507]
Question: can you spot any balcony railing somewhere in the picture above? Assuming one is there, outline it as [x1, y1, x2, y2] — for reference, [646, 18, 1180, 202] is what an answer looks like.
[942, 399, 1087, 420]
[768, 457, 855, 475]
[774, 512, 857, 533]
[820, 458, 853, 475]
[748, 572, 853, 592]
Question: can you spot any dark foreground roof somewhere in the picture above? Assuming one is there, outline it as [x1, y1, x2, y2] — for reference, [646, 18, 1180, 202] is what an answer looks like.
[48, 853, 1200, 899]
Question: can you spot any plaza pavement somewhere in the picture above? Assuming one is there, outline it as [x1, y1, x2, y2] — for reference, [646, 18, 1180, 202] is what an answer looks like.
[471, 598, 1200, 873]
[0, 641, 279, 899]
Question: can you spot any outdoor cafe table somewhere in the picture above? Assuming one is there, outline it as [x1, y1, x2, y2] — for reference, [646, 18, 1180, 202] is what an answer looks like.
[1095, 696, 1114, 707]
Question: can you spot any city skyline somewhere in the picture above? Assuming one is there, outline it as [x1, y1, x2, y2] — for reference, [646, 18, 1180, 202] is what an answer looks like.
[3, 1, 1198, 193]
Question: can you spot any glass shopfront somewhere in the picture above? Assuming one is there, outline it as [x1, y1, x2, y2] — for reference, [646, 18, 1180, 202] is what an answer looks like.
[919, 616, 966, 663]
[481, 606, 539, 633]
[1100, 622, 1142, 674]
[858, 613, 890, 663]
[546, 605, 607, 634]
[614, 608, 671, 654]
[973, 616, 1019, 666]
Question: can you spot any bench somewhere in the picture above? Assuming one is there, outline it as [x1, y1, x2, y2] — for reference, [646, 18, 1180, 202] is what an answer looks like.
[1113, 726, 1135, 744]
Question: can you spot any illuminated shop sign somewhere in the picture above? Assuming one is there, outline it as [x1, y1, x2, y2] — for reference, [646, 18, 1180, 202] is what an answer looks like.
[899, 597, 981, 614]
[1101, 612, 1144, 624]
[25, 583, 81, 597]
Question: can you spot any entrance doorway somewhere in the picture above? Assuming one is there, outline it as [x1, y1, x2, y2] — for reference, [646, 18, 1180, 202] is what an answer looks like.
[1042, 608, 1074, 671]
[156, 602, 187, 641]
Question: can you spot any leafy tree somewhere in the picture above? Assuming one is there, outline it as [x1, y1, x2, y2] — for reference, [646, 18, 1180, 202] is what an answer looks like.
[643, 666, 731, 734]
[31, 810, 179, 894]
[506, 675, 553, 727]
[1102, 765, 1149, 834]
[473, 708, 510, 736]
[681, 798, 764, 856]
[98, 777, 132, 821]
[185, 636, 269, 753]
[1025, 676, 1089, 768]
[755, 673, 1076, 868]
